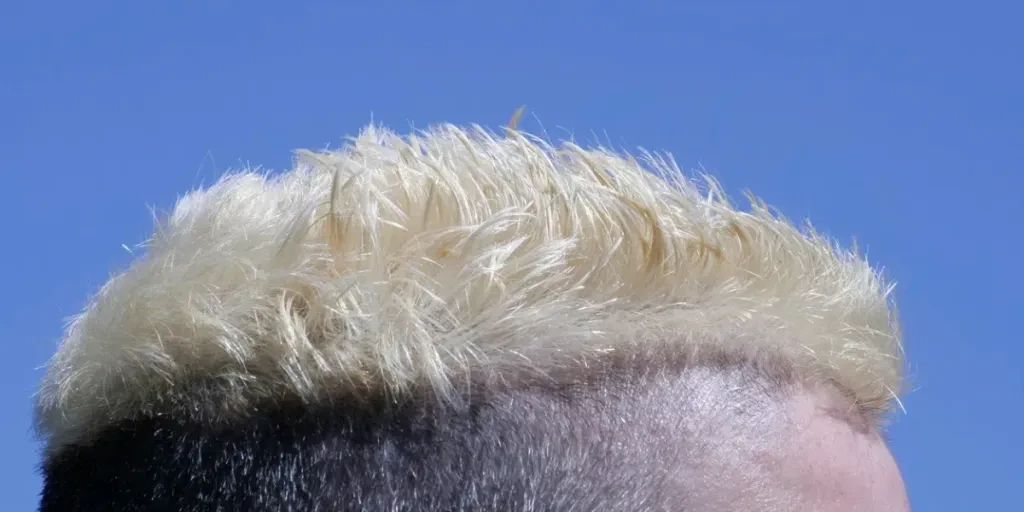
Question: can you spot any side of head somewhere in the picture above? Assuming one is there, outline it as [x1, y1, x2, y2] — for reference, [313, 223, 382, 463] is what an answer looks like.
[35, 124, 906, 511]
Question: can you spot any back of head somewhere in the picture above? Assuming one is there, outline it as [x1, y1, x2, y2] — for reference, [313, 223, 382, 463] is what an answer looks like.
[35, 123, 906, 511]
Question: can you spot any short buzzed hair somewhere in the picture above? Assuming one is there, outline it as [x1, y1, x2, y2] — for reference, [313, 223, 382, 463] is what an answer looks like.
[35, 123, 904, 511]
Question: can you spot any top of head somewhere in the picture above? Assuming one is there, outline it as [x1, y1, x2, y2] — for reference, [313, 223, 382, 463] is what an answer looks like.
[35, 123, 903, 455]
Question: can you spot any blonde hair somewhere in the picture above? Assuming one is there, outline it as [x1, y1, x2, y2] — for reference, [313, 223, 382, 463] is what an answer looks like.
[35, 122, 903, 454]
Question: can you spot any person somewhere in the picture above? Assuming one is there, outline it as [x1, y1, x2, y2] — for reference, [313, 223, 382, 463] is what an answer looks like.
[35, 121, 909, 511]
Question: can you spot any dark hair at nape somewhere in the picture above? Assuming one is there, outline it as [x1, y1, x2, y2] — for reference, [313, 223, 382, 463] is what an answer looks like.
[39, 360, 790, 512]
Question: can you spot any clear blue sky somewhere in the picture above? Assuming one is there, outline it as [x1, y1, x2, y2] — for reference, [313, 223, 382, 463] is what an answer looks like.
[2, 1, 1021, 509]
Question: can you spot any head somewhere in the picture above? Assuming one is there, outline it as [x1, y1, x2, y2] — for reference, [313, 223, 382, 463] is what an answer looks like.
[35, 123, 907, 511]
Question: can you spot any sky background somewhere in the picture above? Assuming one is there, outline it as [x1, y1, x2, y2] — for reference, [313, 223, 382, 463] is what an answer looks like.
[2, 1, 1021, 509]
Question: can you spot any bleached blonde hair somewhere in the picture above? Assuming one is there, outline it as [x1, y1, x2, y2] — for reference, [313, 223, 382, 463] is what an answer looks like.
[35, 122, 903, 455]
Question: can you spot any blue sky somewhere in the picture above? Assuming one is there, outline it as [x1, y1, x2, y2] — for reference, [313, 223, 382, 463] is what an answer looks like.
[2, 1, 1021, 509]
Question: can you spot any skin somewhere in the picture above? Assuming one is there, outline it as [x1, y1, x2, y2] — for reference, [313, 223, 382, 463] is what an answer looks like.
[775, 386, 909, 511]
[691, 382, 910, 511]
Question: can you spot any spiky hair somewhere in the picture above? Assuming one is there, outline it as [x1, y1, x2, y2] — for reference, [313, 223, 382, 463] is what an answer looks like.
[35, 123, 903, 456]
